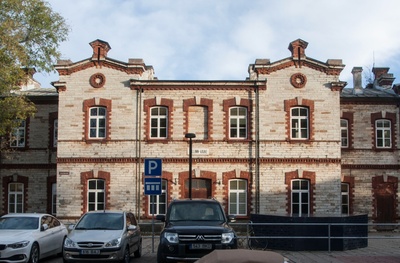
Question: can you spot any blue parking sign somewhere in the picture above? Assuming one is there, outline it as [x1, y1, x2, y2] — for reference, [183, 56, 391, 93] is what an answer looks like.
[144, 177, 162, 195]
[144, 158, 162, 176]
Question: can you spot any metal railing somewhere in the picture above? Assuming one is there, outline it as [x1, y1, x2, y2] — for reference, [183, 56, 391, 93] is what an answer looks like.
[139, 221, 400, 253]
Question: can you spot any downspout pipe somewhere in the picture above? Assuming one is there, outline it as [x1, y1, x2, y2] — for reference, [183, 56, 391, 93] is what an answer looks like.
[254, 82, 260, 214]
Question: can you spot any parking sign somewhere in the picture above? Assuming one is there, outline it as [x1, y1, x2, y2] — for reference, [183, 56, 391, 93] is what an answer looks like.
[144, 177, 162, 195]
[144, 158, 162, 176]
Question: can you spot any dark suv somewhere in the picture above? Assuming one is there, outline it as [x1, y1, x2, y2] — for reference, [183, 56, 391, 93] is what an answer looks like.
[156, 199, 237, 263]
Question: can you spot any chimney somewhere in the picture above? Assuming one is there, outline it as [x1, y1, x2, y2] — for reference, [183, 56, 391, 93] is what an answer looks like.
[351, 67, 363, 94]
[89, 39, 111, 61]
[288, 39, 308, 60]
[372, 67, 395, 89]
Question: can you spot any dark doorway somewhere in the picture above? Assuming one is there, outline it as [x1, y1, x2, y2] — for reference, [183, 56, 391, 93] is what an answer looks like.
[375, 182, 396, 231]
[184, 178, 211, 199]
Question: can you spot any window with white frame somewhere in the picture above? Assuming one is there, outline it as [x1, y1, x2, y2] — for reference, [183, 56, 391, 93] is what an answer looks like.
[149, 179, 167, 215]
[375, 119, 391, 148]
[88, 179, 105, 211]
[341, 183, 349, 215]
[53, 119, 58, 147]
[10, 120, 26, 147]
[291, 179, 309, 216]
[89, 107, 106, 139]
[290, 107, 309, 139]
[150, 107, 167, 138]
[52, 183, 57, 215]
[341, 119, 349, 148]
[8, 183, 23, 213]
[229, 179, 247, 215]
[230, 107, 247, 139]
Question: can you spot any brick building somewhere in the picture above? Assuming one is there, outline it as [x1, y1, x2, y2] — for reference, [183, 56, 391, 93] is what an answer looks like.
[1, 39, 398, 225]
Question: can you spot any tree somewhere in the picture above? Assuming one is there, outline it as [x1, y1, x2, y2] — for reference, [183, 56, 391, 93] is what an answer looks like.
[0, 0, 69, 140]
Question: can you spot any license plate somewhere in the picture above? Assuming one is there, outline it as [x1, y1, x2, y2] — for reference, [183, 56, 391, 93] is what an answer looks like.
[190, 244, 212, 250]
[80, 249, 100, 255]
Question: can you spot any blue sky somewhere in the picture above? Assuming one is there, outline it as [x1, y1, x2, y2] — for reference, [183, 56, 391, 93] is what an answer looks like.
[36, 0, 400, 88]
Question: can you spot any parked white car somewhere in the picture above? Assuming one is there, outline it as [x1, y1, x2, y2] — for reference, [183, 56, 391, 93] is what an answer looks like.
[0, 213, 68, 263]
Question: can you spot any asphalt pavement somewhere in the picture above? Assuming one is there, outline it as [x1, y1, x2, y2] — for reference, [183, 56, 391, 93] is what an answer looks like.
[42, 232, 400, 263]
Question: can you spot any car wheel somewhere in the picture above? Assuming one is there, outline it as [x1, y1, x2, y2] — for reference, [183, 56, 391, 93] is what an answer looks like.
[134, 239, 142, 258]
[121, 246, 130, 263]
[157, 245, 167, 263]
[28, 243, 39, 263]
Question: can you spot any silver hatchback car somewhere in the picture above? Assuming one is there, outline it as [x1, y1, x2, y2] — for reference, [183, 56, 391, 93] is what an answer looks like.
[63, 210, 142, 263]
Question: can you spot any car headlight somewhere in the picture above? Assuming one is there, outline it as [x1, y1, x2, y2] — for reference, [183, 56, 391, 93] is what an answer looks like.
[221, 232, 235, 244]
[8, 241, 30, 249]
[164, 232, 178, 244]
[64, 237, 76, 248]
[105, 238, 121, 248]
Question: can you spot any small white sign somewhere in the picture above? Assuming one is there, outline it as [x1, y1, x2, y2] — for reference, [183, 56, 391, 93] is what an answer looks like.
[192, 148, 209, 156]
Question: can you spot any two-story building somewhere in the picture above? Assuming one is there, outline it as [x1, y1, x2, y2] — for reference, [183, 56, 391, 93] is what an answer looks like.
[1, 39, 398, 226]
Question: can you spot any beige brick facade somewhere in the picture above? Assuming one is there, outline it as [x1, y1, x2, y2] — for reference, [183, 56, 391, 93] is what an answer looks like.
[1, 39, 399, 225]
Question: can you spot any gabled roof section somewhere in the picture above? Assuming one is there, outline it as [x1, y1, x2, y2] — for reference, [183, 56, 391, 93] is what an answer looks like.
[249, 39, 345, 77]
[54, 39, 153, 77]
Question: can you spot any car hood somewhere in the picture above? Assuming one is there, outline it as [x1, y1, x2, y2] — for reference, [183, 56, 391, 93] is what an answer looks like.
[0, 230, 34, 242]
[165, 222, 234, 234]
[68, 229, 124, 242]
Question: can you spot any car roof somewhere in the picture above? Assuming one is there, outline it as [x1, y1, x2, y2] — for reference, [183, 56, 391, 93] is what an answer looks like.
[1, 213, 51, 218]
[83, 210, 126, 214]
[171, 199, 219, 203]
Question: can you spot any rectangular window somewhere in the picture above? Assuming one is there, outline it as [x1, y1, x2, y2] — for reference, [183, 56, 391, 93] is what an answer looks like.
[291, 179, 309, 216]
[229, 179, 247, 215]
[341, 183, 349, 215]
[52, 183, 57, 215]
[8, 183, 23, 213]
[149, 179, 167, 215]
[341, 119, 349, 148]
[88, 179, 105, 211]
[150, 107, 167, 138]
[53, 119, 58, 147]
[89, 107, 106, 139]
[10, 120, 26, 147]
[230, 107, 247, 139]
[291, 107, 309, 139]
[376, 119, 391, 148]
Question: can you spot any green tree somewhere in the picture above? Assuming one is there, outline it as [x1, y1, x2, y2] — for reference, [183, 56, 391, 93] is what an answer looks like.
[0, 0, 69, 140]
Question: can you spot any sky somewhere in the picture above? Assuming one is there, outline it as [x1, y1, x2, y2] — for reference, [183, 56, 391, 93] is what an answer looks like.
[35, 0, 400, 88]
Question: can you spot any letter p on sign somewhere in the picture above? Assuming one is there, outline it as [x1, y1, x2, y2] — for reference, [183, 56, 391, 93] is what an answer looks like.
[144, 158, 162, 176]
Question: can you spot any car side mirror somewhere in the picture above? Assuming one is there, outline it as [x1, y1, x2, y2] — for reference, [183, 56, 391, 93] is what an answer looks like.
[127, 225, 137, 231]
[155, 215, 165, 222]
[228, 215, 236, 223]
[68, 224, 75, 231]
[41, 223, 49, 231]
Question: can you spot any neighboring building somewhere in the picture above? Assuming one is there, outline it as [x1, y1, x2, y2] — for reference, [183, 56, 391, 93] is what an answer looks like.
[0, 39, 398, 226]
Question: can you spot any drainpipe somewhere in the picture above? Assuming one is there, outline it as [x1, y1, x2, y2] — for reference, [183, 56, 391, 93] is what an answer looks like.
[255, 82, 260, 214]
[135, 87, 143, 221]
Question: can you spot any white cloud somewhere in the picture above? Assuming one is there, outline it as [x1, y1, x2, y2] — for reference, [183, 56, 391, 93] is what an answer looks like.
[36, 0, 400, 87]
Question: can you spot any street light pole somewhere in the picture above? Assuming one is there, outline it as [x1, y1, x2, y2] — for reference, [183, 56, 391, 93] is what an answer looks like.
[185, 133, 196, 199]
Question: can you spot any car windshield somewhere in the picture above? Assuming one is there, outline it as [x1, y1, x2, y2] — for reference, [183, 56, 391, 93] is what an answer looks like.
[75, 213, 124, 230]
[0, 217, 39, 230]
[169, 202, 225, 222]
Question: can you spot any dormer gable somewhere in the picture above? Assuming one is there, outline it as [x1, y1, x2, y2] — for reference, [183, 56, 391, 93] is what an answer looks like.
[89, 39, 111, 61]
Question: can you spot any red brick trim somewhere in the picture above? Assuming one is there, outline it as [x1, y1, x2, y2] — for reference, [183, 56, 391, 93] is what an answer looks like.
[222, 98, 253, 141]
[284, 98, 315, 142]
[177, 170, 217, 199]
[82, 98, 112, 142]
[284, 170, 316, 215]
[222, 170, 251, 218]
[143, 98, 174, 142]
[2, 175, 29, 213]
[80, 170, 111, 215]
[371, 112, 397, 151]
[183, 98, 213, 141]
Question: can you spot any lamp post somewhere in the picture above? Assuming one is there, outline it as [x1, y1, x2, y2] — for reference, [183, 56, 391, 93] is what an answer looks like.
[185, 133, 196, 199]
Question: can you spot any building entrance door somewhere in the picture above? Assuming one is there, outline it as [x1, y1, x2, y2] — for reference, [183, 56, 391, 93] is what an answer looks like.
[375, 183, 396, 231]
[184, 178, 211, 199]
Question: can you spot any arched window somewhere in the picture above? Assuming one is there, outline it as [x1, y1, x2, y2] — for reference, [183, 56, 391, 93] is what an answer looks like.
[291, 179, 309, 216]
[229, 179, 247, 215]
[8, 183, 24, 213]
[229, 107, 247, 139]
[89, 107, 106, 139]
[290, 107, 309, 139]
[150, 106, 168, 138]
[88, 179, 105, 211]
